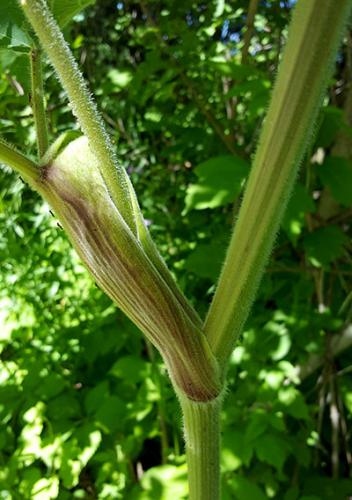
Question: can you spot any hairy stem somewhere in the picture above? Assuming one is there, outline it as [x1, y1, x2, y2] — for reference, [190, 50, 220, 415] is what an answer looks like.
[0, 138, 39, 181]
[179, 394, 221, 500]
[30, 45, 49, 158]
[205, 0, 352, 372]
[20, 0, 200, 326]
[20, 0, 137, 233]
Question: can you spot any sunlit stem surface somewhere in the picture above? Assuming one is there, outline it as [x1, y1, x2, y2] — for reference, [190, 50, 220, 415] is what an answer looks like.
[205, 0, 352, 375]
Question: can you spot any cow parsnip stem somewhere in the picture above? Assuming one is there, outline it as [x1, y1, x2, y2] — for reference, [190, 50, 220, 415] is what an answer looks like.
[20, 0, 202, 331]
[11, 1, 352, 500]
[205, 0, 352, 374]
[0, 138, 39, 182]
[35, 137, 221, 402]
[20, 0, 137, 234]
[179, 394, 222, 500]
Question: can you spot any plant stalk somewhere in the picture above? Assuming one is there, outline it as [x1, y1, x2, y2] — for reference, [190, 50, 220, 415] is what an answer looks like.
[20, 0, 137, 233]
[30, 45, 49, 158]
[205, 0, 352, 373]
[20, 0, 201, 328]
[0, 138, 39, 182]
[179, 394, 222, 500]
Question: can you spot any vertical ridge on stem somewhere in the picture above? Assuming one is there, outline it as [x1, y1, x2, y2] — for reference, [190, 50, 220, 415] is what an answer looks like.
[205, 0, 352, 372]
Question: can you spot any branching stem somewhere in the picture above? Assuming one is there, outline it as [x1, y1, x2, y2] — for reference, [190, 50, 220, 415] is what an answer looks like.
[0, 138, 39, 182]
[20, 0, 137, 233]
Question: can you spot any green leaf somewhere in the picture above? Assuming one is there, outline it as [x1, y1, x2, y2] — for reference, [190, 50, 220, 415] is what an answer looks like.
[0, 0, 95, 54]
[303, 225, 348, 267]
[107, 69, 133, 90]
[226, 78, 270, 99]
[84, 381, 110, 414]
[132, 465, 187, 500]
[184, 155, 249, 211]
[277, 386, 310, 420]
[245, 410, 269, 442]
[271, 333, 292, 361]
[303, 477, 352, 499]
[47, 394, 81, 422]
[0, 1, 32, 52]
[95, 396, 126, 433]
[227, 476, 267, 500]
[254, 433, 291, 472]
[109, 355, 150, 384]
[282, 183, 315, 241]
[209, 60, 259, 80]
[31, 476, 59, 500]
[37, 372, 65, 399]
[214, 0, 225, 18]
[222, 430, 253, 471]
[184, 240, 226, 280]
[317, 156, 352, 206]
[283, 487, 300, 500]
[315, 106, 345, 148]
[60, 425, 101, 488]
[50, 0, 96, 27]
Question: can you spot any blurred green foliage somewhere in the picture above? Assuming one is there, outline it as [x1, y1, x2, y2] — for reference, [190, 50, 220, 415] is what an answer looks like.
[0, 0, 352, 498]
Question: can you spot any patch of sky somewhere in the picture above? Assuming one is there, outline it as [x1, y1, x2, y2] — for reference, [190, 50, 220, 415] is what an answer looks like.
[221, 19, 229, 40]
[279, 0, 296, 6]
[229, 32, 240, 43]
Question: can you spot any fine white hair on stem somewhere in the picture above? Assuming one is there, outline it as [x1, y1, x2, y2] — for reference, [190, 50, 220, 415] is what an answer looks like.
[19, 0, 138, 234]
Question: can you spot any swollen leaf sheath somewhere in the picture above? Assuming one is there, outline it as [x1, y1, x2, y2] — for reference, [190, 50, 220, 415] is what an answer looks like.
[34, 137, 220, 402]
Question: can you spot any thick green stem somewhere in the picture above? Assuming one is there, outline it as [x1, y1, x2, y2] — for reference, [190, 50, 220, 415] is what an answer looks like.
[0, 138, 39, 182]
[20, 0, 137, 233]
[179, 394, 221, 500]
[205, 0, 352, 373]
[30, 45, 49, 158]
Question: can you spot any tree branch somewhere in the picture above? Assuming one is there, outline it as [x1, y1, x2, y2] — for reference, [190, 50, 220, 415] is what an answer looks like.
[297, 325, 352, 382]
[241, 0, 260, 64]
